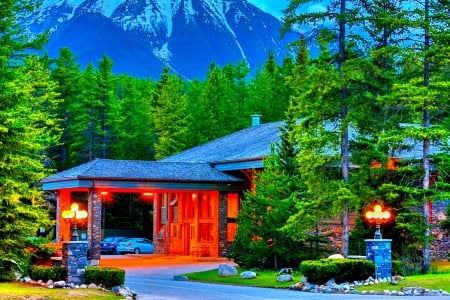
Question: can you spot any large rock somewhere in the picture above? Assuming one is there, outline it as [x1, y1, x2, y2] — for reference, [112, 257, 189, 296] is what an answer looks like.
[328, 254, 345, 259]
[277, 274, 294, 282]
[218, 264, 238, 277]
[240, 271, 257, 279]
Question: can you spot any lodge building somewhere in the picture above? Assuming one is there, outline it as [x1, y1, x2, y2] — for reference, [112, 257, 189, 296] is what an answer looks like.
[41, 118, 450, 264]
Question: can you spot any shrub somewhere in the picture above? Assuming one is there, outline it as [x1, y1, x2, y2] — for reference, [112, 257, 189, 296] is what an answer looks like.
[84, 266, 125, 288]
[392, 260, 406, 276]
[29, 265, 67, 281]
[299, 259, 375, 284]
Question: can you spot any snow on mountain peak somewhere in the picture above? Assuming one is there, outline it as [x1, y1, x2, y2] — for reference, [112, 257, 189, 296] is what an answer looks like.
[42, 0, 84, 9]
[30, 0, 294, 79]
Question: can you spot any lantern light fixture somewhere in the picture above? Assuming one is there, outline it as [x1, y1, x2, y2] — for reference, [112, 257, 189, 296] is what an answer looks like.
[364, 203, 392, 239]
[62, 202, 88, 241]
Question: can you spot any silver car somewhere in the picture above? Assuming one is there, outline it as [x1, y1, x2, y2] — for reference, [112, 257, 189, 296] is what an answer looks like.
[116, 238, 154, 254]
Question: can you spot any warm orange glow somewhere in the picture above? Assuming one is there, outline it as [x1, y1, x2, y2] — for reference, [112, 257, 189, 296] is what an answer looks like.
[61, 210, 75, 219]
[100, 191, 108, 195]
[365, 203, 392, 223]
[143, 192, 153, 196]
[70, 203, 79, 211]
[76, 210, 88, 219]
[62, 202, 87, 220]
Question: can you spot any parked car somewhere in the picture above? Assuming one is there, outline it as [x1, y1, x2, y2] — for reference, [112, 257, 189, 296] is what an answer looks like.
[116, 238, 154, 254]
[101, 236, 127, 254]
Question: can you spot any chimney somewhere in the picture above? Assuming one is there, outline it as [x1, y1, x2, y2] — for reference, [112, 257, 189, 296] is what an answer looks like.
[251, 114, 261, 126]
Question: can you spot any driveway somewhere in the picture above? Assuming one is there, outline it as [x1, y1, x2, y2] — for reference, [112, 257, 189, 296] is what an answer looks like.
[100, 255, 443, 300]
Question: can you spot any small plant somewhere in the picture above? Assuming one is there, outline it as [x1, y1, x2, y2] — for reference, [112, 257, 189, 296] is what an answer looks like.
[84, 266, 125, 288]
[299, 259, 375, 284]
[29, 265, 67, 281]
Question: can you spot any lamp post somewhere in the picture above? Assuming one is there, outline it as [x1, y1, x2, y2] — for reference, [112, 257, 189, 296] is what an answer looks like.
[62, 203, 88, 241]
[365, 204, 391, 239]
[364, 202, 393, 280]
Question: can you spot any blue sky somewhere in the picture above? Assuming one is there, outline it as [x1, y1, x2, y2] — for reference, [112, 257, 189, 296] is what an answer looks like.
[247, 0, 290, 19]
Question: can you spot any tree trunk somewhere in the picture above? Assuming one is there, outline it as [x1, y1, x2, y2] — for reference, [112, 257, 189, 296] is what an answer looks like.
[422, 0, 431, 273]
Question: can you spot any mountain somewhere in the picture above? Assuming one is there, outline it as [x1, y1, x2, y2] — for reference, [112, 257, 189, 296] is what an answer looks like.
[26, 0, 298, 79]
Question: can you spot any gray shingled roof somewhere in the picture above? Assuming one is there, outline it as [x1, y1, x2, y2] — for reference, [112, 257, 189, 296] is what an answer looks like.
[42, 159, 245, 183]
[162, 121, 284, 163]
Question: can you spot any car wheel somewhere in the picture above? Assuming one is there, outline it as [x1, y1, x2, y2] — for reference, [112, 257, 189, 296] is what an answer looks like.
[134, 248, 140, 254]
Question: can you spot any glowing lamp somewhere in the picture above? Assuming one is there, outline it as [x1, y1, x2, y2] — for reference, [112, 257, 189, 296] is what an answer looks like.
[62, 202, 88, 241]
[364, 203, 392, 239]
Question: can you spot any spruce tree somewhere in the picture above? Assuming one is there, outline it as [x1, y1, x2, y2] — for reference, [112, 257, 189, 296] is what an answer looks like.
[0, 0, 61, 279]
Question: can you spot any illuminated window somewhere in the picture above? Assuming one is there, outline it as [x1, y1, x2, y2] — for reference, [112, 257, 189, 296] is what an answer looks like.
[227, 193, 239, 218]
[170, 194, 178, 222]
[199, 223, 213, 241]
[184, 194, 195, 218]
[160, 194, 168, 224]
[199, 193, 212, 218]
[227, 223, 237, 242]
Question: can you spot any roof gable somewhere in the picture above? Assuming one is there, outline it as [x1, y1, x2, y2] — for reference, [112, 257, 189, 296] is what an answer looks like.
[42, 159, 245, 183]
[162, 121, 283, 163]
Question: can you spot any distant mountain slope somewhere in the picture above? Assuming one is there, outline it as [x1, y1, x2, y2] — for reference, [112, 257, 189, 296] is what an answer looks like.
[27, 0, 297, 79]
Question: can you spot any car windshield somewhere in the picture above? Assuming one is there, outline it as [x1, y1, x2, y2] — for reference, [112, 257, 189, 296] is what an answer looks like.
[102, 237, 114, 242]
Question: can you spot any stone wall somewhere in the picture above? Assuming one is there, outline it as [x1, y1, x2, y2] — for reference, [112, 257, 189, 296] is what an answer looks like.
[430, 200, 450, 261]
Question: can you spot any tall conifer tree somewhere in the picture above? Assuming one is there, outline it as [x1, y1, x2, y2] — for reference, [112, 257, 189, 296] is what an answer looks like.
[0, 0, 61, 279]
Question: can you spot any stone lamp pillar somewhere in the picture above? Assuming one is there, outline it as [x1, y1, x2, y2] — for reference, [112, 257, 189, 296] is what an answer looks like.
[364, 203, 393, 280]
[62, 241, 88, 285]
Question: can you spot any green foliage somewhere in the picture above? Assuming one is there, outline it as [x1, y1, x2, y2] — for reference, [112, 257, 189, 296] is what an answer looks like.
[84, 266, 125, 288]
[230, 114, 305, 269]
[0, 0, 60, 283]
[392, 260, 406, 276]
[299, 259, 375, 284]
[29, 265, 67, 282]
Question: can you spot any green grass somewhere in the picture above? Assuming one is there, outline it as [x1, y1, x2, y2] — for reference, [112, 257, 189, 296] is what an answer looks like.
[0, 282, 124, 300]
[183, 262, 450, 293]
[185, 268, 298, 288]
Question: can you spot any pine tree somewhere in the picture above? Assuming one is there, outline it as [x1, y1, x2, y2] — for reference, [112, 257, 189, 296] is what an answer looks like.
[153, 74, 189, 159]
[0, 0, 61, 279]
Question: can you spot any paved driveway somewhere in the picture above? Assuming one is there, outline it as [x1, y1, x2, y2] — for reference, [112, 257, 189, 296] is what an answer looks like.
[100, 255, 444, 300]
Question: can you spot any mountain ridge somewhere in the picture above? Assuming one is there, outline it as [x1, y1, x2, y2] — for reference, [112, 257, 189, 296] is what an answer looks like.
[27, 0, 296, 79]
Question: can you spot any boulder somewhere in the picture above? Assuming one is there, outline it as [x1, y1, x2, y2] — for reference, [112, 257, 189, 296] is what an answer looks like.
[328, 254, 345, 259]
[218, 264, 238, 277]
[277, 274, 293, 282]
[240, 271, 257, 279]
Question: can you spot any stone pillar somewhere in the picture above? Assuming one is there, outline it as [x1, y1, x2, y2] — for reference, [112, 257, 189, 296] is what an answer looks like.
[365, 239, 392, 280]
[218, 192, 228, 257]
[88, 191, 102, 266]
[62, 241, 88, 285]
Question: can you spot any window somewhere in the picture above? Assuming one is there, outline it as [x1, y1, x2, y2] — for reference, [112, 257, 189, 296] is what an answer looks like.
[227, 223, 237, 242]
[171, 194, 178, 222]
[227, 193, 239, 218]
[160, 194, 168, 224]
[184, 193, 195, 218]
[199, 193, 212, 218]
[199, 223, 213, 241]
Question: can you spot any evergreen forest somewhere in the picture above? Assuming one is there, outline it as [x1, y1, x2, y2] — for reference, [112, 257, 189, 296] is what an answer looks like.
[1, 0, 450, 279]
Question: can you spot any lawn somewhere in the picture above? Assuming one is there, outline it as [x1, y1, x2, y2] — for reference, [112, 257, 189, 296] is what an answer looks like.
[183, 262, 450, 293]
[1, 262, 449, 298]
[0, 282, 124, 300]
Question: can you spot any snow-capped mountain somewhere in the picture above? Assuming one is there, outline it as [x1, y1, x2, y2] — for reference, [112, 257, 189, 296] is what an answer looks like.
[27, 0, 297, 79]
